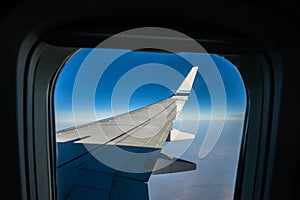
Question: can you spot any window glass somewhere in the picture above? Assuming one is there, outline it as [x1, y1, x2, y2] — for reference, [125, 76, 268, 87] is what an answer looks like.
[54, 48, 246, 200]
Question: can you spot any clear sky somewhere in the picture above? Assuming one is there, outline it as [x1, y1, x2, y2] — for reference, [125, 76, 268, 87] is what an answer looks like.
[54, 48, 246, 130]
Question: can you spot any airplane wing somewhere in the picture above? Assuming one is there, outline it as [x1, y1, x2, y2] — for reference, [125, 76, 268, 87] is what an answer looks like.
[56, 66, 198, 200]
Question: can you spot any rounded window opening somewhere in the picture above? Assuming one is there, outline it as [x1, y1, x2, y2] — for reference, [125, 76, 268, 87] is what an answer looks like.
[54, 47, 246, 200]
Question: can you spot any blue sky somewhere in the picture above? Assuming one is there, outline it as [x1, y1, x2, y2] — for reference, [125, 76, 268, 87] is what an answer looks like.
[54, 48, 246, 130]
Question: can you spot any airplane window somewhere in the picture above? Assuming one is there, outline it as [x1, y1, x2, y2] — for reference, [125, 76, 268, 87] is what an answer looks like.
[54, 46, 246, 199]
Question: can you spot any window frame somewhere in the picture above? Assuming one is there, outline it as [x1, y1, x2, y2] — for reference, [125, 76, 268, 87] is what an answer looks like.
[18, 28, 274, 200]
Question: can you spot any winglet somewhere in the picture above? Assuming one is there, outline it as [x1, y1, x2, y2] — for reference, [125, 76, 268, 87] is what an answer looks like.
[175, 66, 198, 97]
[173, 66, 198, 115]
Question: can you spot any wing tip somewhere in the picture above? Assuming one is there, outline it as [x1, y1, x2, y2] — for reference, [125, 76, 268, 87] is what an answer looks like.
[174, 66, 198, 97]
